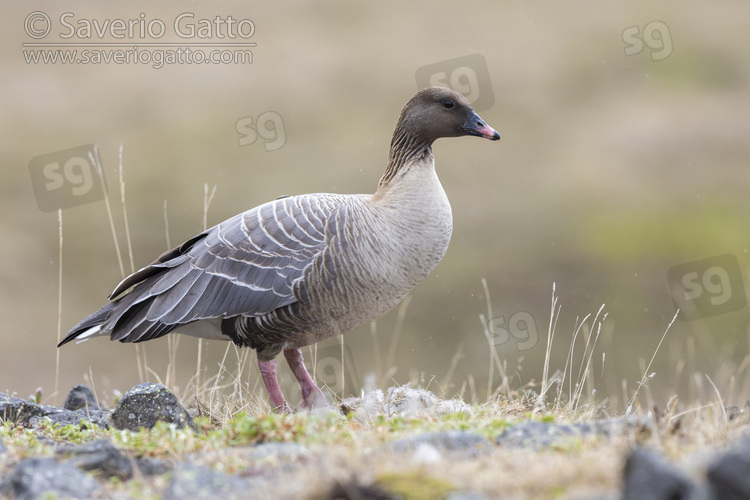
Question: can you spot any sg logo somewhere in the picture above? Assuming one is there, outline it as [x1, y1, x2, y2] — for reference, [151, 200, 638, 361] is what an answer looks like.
[668, 254, 746, 321]
[312, 342, 360, 399]
[236, 111, 287, 151]
[622, 21, 673, 61]
[28, 144, 107, 212]
[415, 53, 495, 112]
[490, 311, 538, 351]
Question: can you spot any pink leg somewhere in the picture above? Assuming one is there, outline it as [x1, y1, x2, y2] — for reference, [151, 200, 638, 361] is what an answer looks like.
[258, 358, 290, 412]
[284, 348, 326, 409]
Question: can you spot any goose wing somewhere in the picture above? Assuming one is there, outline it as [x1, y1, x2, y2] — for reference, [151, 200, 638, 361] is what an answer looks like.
[60, 194, 342, 345]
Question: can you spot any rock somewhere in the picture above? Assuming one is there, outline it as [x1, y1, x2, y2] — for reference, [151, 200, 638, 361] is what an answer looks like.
[0, 392, 64, 424]
[135, 457, 171, 476]
[390, 431, 492, 460]
[576, 416, 653, 438]
[192, 442, 309, 480]
[57, 438, 133, 480]
[110, 382, 195, 431]
[446, 493, 493, 500]
[63, 385, 100, 411]
[0, 437, 6, 455]
[324, 481, 397, 499]
[707, 438, 750, 500]
[0, 457, 100, 500]
[495, 417, 652, 449]
[162, 463, 246, 500]
[30, 408, 111, 429]
[568, 495, 618, 500]
[495, 420, 581, 449]
[622, 448, 695, 500]
[236, 441, 309, 464]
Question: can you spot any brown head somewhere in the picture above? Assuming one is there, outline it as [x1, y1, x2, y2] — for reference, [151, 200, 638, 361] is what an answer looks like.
[379, 87, 500, 188]
[395, 87, 500, 144]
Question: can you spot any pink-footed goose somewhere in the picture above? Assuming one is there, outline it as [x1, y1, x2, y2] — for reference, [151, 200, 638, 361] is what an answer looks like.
[59, 87, 500, 411]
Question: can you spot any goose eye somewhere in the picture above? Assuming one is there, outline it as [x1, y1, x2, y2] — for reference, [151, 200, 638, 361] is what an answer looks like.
[443, 99, 454, 109]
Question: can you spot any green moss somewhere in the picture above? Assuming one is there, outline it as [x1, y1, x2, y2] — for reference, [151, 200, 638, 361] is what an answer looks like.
[540, 414, 556, 423]
[376, 471, 456, 500]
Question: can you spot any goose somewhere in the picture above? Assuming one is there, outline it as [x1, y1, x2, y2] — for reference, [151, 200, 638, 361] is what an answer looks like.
[59, 87, 500, 411]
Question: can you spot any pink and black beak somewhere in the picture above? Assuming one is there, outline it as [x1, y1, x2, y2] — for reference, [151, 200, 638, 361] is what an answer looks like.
[462, 110, 500, 140]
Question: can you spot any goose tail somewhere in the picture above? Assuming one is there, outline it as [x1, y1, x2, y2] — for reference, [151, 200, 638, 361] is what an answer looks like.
[57, 303, 116, 347]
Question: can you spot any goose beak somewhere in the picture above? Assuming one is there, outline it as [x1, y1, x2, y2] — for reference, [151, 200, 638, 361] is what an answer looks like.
[462, 111, 500, 140]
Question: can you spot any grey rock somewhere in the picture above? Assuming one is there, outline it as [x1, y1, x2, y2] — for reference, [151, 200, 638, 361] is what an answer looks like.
[0, 392, 63, 424]
[495, 417, 652, 449]
[135, 457, 171, 476]
[58, 438, 133, 480]
[324, 481, 397, 500]
[30, 408, 111, 429]
[0, 437, 6, 455]
[391, 430, 492, 459]
[568, 495, 618, 500]
[568, 494, 619, 500]
[495, 420, 581, 449]
[110, 382, 195, 431]
[0, 457, 100, 500]
[707, 437, 750, 500]
[191, 442, 308, 481]
[63, 385, 100, 411]
[236, 441, 309, 463]
[622, 448, 695, 500]
[446, 492, 493, 500]
[162, 463, 246, 500]
[576, 416, 653, 437]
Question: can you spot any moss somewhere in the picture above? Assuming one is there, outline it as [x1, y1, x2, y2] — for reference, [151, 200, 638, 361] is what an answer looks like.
[376, 471, 456, 500]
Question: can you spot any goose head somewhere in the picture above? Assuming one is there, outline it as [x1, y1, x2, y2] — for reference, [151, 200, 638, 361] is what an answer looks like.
[397, 87, 500, 143]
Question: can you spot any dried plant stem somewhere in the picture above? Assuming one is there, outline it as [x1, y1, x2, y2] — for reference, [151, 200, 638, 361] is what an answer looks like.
[481, 278, 494, 401]
[196, 184, 218, 392]
[54, 208, 63, 405]
[477, 280, 509, 399]
[163, 200, 171, 249]
[572, 308, 606, 411]
[382, 295, 411, 387]
[116, 145, 147, 383]
[705, 374, 728, 422]
[119, 144, 135, 275]
[439, 341, 464, 392]
[627, 310, 679, 413]
[370, 321, 383, 380]
[102, 172, 125, 279]
[340, 334, 345, 398]
[542, 283, 561, 402]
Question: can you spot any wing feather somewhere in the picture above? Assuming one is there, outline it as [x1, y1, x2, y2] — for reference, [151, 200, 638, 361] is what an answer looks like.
[60, 194, 343, 345]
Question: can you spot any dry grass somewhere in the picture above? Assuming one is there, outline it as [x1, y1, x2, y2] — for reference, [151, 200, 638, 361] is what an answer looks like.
[24, 146, 750, 500]
[51, 168, 749, 422]
[2, 380, 745, 500]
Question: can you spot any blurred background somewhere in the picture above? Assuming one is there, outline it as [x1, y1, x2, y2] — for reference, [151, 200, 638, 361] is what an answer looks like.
[2, 1, 749, 411]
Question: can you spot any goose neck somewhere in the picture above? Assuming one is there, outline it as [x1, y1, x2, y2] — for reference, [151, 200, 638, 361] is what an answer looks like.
[377, 129, 433, 190]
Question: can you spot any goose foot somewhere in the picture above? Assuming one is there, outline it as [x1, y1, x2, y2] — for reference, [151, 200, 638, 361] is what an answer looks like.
[284, 348, 327, 409]
[258, 358, 291, 412]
